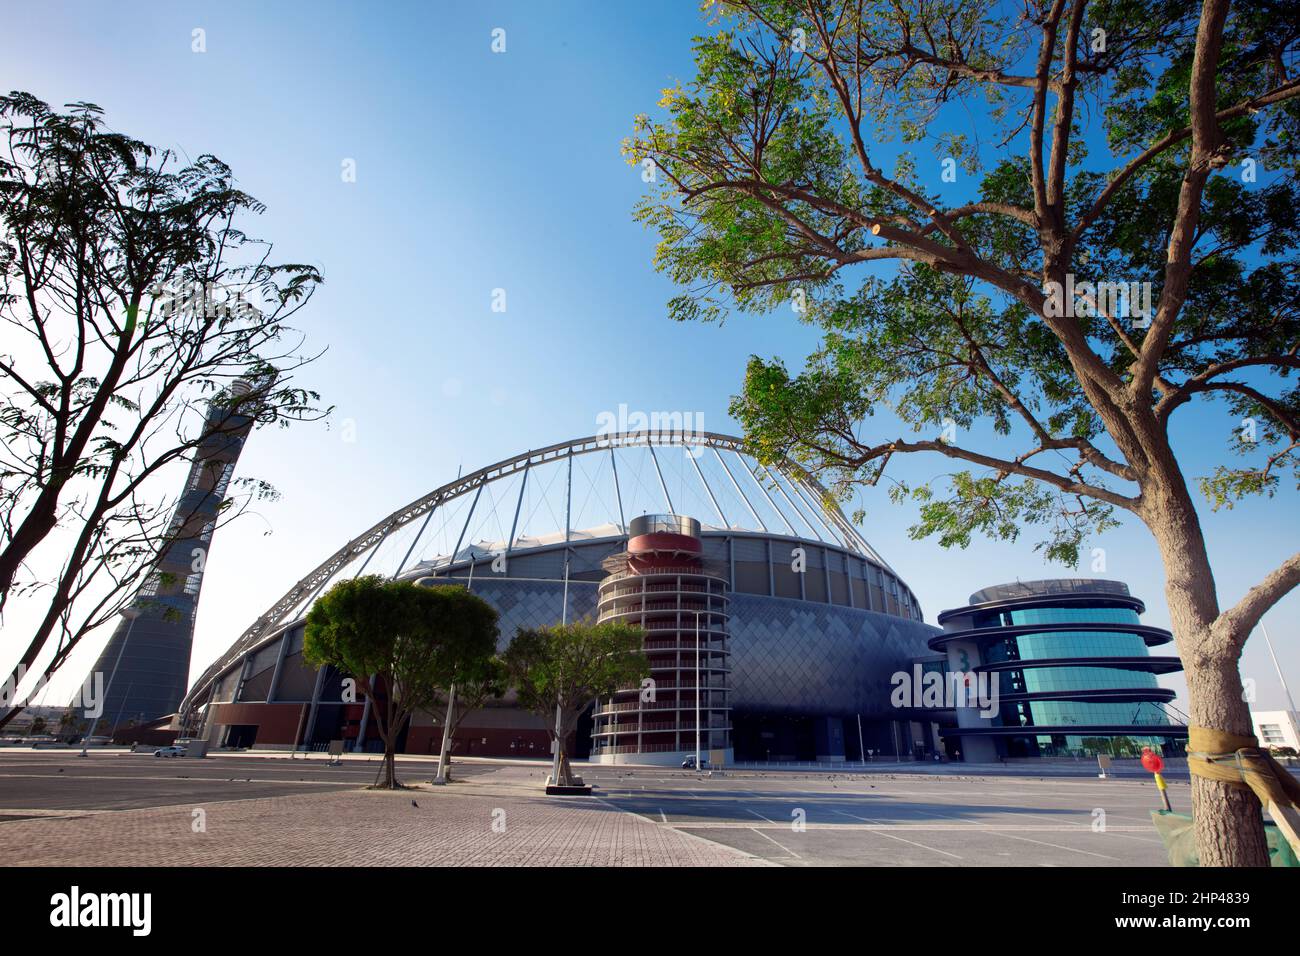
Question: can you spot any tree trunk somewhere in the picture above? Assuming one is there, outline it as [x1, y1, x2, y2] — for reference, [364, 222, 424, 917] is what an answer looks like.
[554, 749, 576, 787]
[369, 696, 399, 789]
[375, 742, 397, 789]
[548, 705, 579, 787]
[434, 687, 456, 783]
[0, 470, 128, 732]
[0, 502, 60, 606]
[1185, 654, 1270, 866]
[1144, 466, 1270, 866]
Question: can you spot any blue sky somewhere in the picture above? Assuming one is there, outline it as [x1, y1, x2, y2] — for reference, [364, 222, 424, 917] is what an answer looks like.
[3, 1, 1296, 712]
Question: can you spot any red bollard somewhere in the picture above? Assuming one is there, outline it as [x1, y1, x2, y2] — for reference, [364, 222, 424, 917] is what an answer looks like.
[1141, 747, 1172, 811]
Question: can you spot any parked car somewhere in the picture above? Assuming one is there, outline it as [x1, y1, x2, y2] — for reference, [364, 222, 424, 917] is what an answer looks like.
[681, 755, 710, 770]
[153, 745, 186, 758]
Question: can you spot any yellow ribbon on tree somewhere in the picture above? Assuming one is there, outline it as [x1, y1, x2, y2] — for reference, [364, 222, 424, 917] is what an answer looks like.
[1187, 725, 1300, 854]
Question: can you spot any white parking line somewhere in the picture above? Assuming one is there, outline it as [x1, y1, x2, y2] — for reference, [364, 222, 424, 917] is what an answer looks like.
[905, 805, 1121, 860]
[748, 827, 801, 859]
[832, 809, 962, 860]
[910, 798, 1163, 846]
[990, 830, 1121, 861]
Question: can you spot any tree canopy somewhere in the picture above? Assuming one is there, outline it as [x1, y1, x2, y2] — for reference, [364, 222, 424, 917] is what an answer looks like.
[504, 620, 648, 787]
[627, 0, 1300, 866]
[305, 577, 498, 787]
[0, 92, 327, 728]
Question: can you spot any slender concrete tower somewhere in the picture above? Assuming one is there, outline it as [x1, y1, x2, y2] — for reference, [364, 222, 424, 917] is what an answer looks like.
[83, 376, 268, 733]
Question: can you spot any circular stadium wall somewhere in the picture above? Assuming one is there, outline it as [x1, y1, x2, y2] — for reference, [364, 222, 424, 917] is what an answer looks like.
[181, 431, 944, 763]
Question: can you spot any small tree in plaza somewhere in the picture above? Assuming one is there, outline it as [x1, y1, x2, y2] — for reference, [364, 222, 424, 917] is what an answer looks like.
[431, 655, 509, 783]
[504, 621, 648, 790]
[304, 577, 498, 789]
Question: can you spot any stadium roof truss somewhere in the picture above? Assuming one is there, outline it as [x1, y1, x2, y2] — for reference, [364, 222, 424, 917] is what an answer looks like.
[183, 430, 891, 709]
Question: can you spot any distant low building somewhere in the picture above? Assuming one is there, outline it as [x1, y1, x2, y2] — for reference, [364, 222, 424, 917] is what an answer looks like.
[1252, 710, 1300, 752]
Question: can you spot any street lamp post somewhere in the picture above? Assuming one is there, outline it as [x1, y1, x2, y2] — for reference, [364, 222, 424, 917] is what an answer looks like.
[693, 609, 704, 772]
[82, 607, 140, 757]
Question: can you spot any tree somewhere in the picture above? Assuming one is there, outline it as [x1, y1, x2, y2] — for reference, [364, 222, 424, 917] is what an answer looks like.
[431, 655, 508, 782]
[27, 715, 45, 736]
[503, 621, 649, 789]
[304, 577, 498, 789]
[626, 0, 1300, 864]
[0, 93, 326, 729]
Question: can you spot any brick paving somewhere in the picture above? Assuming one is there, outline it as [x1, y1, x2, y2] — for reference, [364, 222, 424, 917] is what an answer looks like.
[0, 767, 767, 867]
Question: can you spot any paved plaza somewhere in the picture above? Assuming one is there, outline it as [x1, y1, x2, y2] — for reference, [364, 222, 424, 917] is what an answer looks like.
[0, 750, 1188, 866]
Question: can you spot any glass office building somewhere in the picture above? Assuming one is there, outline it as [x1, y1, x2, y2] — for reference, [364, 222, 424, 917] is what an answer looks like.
[933, 579, 1187, 759]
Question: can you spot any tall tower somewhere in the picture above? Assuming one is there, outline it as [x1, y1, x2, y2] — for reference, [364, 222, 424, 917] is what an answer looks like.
[590, 514, 733, 765]
[83, 377, 267, 733]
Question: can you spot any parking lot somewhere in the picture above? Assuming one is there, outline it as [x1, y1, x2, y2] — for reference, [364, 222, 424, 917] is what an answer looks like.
[580, 765, 1180, 865]
[0, 749, 1193, 866]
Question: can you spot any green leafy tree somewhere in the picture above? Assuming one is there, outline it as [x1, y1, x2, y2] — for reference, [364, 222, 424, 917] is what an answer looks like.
[27, 715, 45, 736]
[304, 577, 498, 789]
[628, 0, 1300, 865]
[0, 93, 326, 731]
[56, 708, 75, 739]
[504, 621, 649, 789]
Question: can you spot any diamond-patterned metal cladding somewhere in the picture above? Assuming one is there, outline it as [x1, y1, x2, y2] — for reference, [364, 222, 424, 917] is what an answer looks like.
[727, 593, 940, 717]
[416, 579, 938, 718]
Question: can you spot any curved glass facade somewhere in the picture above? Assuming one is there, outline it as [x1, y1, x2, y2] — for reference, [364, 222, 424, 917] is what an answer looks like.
[934, 580, 1187, 759]
[978, 606, 1169, 730]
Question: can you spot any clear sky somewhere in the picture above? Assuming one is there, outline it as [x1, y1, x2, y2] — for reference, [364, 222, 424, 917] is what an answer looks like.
[2, 1, 1296, 714]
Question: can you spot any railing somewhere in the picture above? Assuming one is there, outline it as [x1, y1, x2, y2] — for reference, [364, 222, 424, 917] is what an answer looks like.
[593, 722, 733, 738]
[595, 700, 731, 714]
[642, 640, 729, 653]
[641, 621, 728, 633]
[600, 602, 726, 619]
[595, 721, 680, 734]
[602, 565, 729, 584]
[604, 678, 729, 692]
[628, 514, 701, 537]
[600, 581, 720, 598]
[593, 742, 681, 754]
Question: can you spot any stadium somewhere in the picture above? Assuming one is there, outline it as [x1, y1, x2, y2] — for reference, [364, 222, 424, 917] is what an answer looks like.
[178, 429, 948, 764]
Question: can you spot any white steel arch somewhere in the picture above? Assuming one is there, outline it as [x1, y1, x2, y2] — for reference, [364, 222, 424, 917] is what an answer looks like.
[182, 430, 889, 711]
